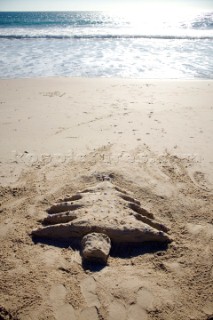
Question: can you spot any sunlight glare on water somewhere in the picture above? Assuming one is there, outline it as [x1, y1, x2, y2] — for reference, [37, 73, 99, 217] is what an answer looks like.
[0, 9, 212, 79]
[108, 6, 211, 37]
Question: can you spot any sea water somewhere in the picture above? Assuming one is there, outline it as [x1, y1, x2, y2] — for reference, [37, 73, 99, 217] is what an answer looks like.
[0, 10, 212, 79]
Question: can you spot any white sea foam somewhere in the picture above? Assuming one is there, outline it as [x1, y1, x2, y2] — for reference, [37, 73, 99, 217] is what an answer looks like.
[0, 11, 212, 79]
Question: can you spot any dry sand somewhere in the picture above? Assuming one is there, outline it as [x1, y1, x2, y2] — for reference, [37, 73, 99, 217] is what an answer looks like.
[0, 78, 213, 320]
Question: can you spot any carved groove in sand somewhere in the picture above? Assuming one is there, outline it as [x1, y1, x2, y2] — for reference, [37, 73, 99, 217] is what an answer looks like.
[32, 177, 171, 263]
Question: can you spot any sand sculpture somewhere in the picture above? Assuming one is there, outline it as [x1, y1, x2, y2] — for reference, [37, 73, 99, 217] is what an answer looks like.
[32, 176, 171, 264]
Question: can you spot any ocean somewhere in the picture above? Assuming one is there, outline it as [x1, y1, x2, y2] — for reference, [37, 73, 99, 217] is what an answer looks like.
[0, 10, 212, 79]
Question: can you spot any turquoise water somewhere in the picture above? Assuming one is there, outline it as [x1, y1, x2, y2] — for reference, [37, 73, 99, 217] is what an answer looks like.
[0, 11, 212, 78]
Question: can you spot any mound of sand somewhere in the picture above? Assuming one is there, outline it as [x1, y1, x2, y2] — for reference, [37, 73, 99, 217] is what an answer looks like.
[0, 146, 212, 320]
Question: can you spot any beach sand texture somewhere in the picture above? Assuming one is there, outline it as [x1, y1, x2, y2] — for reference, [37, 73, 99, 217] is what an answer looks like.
[0, 78, 213, 320]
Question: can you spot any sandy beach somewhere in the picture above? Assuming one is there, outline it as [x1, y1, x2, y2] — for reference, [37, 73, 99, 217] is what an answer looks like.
[0, 78, 213, 320]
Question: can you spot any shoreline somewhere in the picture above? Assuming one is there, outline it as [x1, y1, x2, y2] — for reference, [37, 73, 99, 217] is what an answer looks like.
[1, 75, 213, 80]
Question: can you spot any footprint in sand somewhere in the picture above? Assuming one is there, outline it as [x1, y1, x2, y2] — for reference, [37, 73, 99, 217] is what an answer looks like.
[127, 304, 148, 320]
[49, 284, 76, 320]
[108, 300, 127, 320]
[107, 287, 155, 320]
[78, 307, 99, 320]
[80, 277, 100, 308]
[191, 171, 212, 191]
[79, 276, 100, 320]
[47, 275, 101, 320]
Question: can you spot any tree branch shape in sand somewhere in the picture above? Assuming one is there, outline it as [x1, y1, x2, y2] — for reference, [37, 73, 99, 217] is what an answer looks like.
[32, 177, 172, 264]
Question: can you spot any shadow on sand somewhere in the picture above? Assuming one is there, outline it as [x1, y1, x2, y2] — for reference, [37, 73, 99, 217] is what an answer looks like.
[32, 236, 169, 272]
